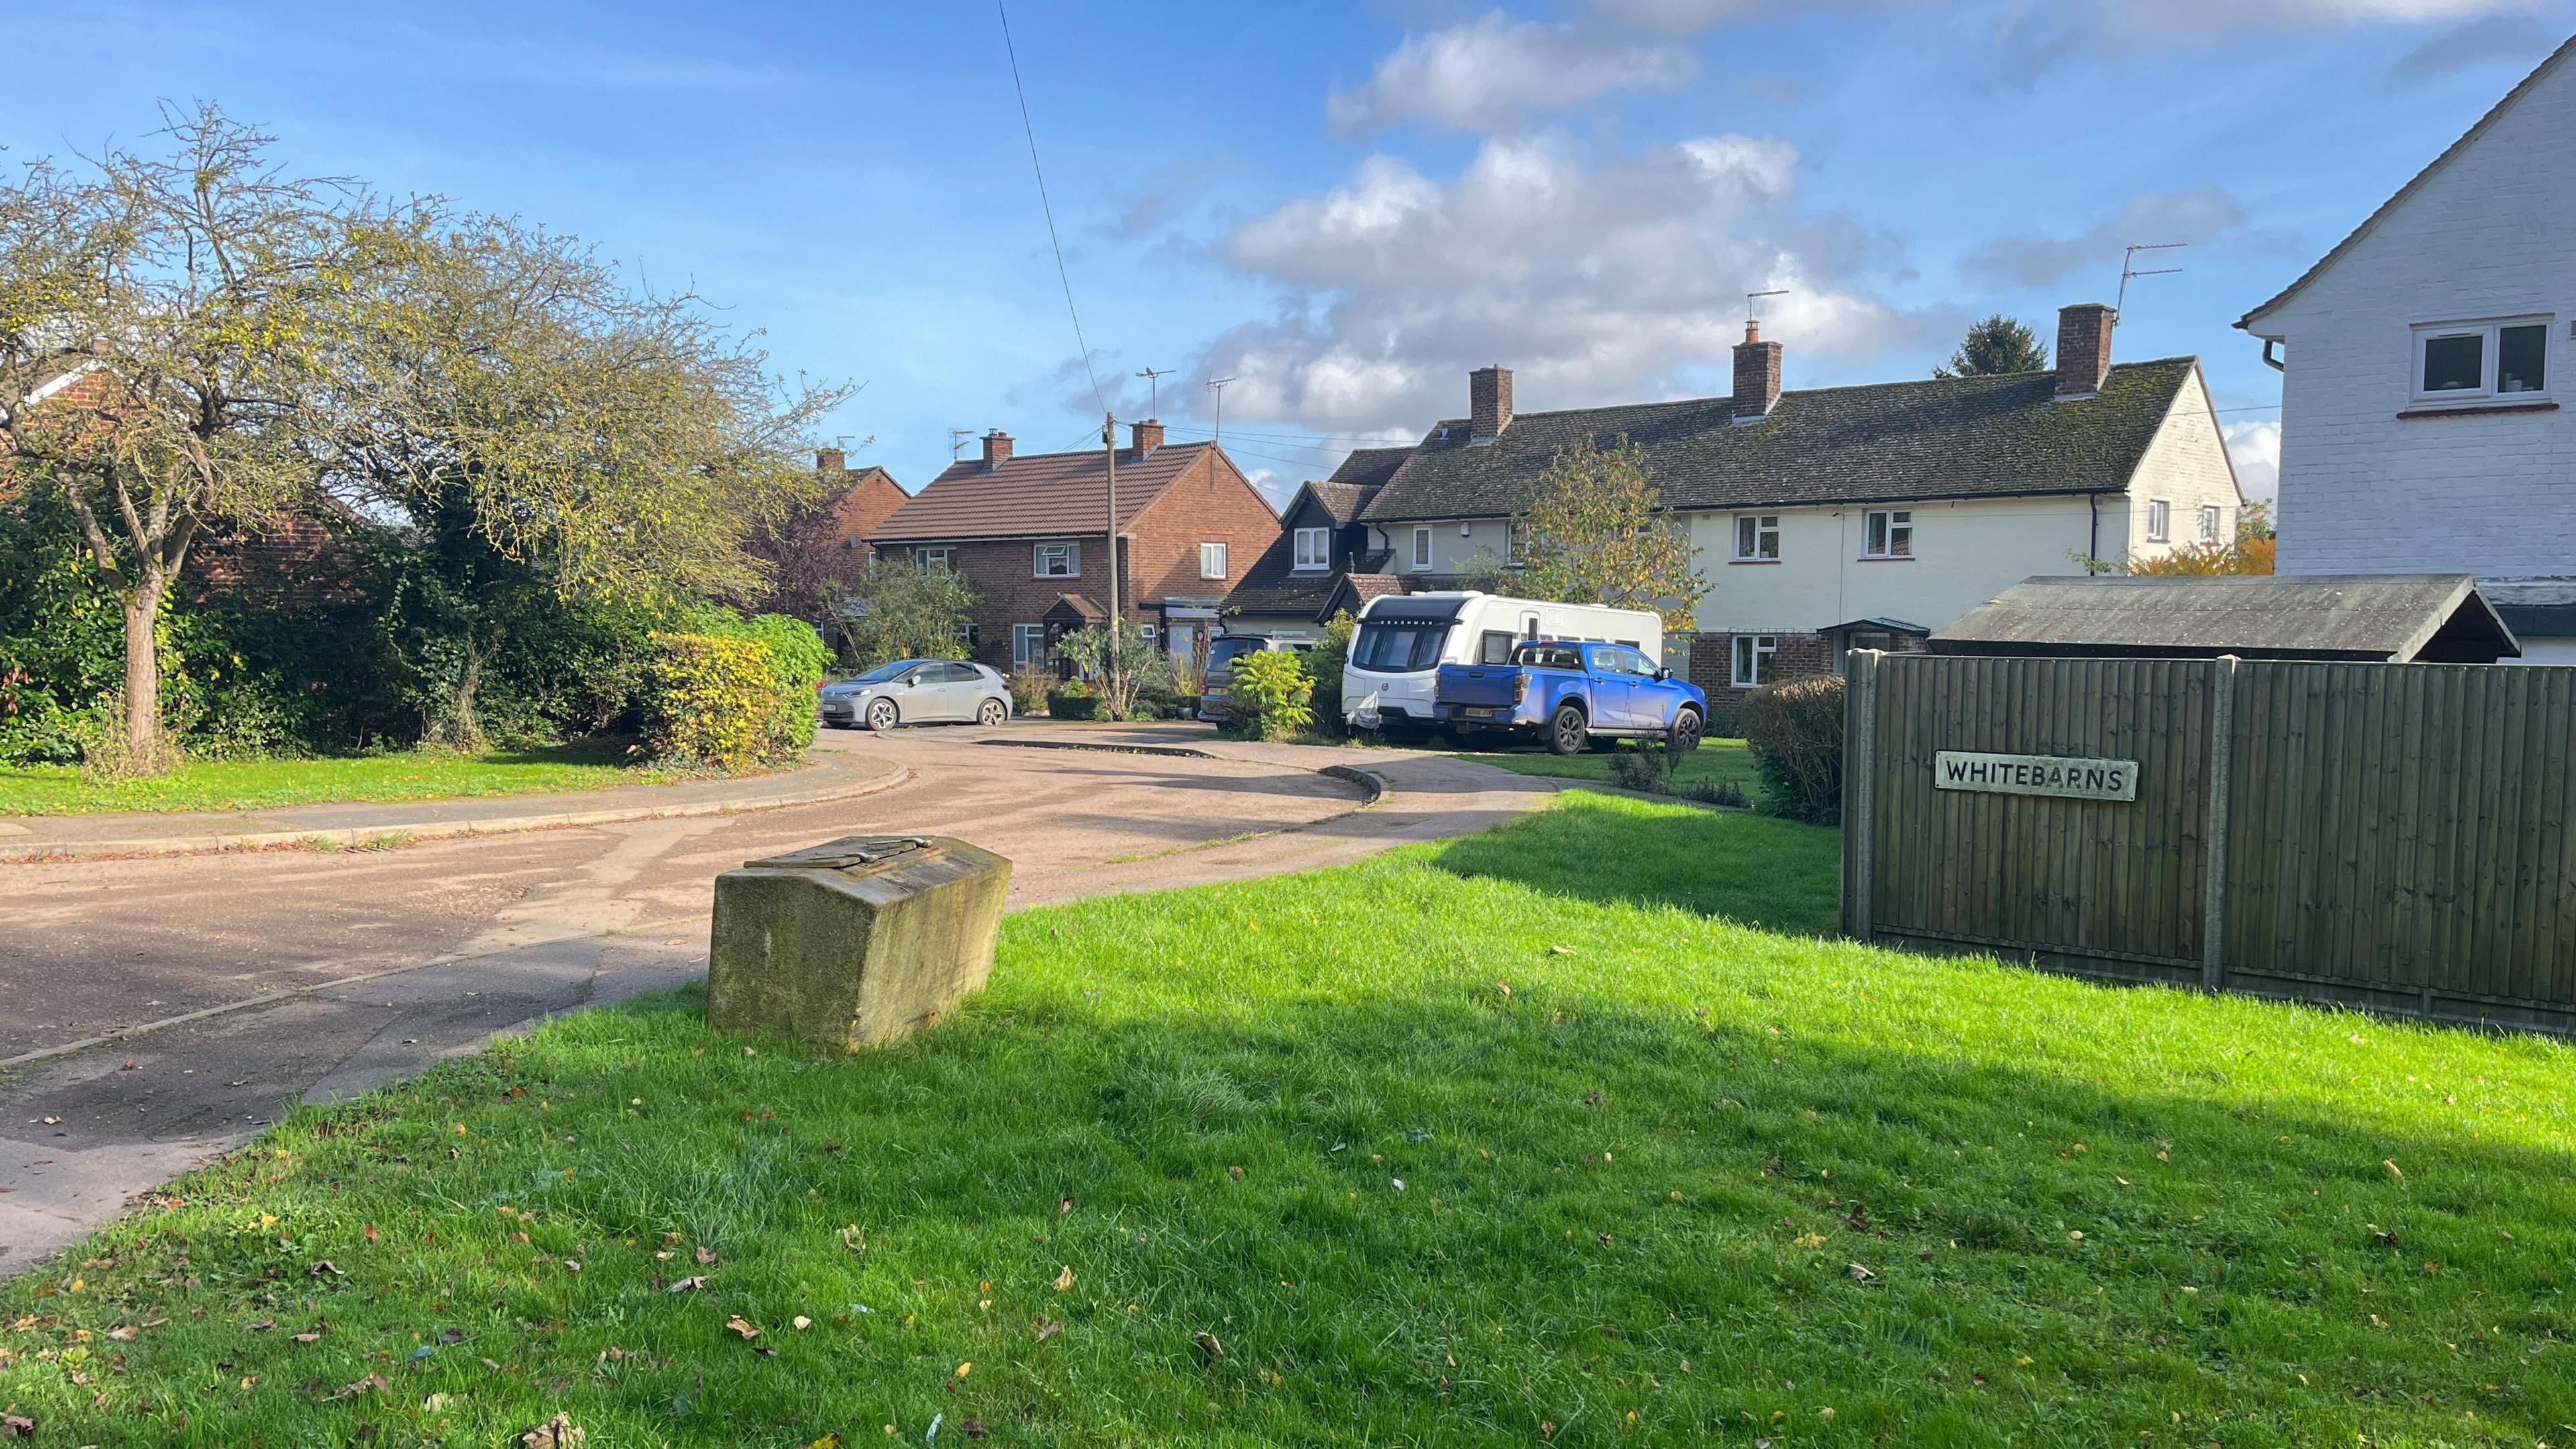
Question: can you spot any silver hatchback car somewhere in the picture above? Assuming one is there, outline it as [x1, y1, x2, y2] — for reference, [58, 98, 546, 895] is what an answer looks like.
[819, 659, 1014, 731]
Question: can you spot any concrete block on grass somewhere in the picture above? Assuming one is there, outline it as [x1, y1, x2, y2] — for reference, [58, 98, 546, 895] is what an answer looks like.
[708, 835, 1011, 1051]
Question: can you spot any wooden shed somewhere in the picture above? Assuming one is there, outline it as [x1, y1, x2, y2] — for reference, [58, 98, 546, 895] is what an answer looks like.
[1929, 574, 2521, 664]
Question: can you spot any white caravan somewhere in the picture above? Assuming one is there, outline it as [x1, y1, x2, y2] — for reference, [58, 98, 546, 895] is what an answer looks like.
[1342, 592, 1666, 733]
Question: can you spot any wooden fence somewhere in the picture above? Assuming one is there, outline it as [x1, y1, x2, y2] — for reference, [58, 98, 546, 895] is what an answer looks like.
[1841, 651, 2576, 1033]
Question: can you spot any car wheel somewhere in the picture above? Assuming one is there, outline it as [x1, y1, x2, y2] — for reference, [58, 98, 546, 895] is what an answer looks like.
[977, 696, 1007, 727]
[1669, 708, 1703, 753]
[865, 697, 900, 732]
[1548, 703, 1587, 756]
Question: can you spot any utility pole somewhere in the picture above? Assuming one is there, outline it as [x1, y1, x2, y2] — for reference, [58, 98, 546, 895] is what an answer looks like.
[1204, 375, 1237, 445]
[1102, 411, 1121, 699]
[1135, 366, 1171, 420]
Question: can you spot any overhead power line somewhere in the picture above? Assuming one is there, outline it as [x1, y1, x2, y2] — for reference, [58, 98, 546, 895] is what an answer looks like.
[996, 0, 1106, 413]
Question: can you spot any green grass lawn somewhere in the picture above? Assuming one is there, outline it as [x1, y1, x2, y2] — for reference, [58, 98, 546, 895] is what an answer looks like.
[0, 749, 677, 817]
[1462, 736, 1762, 800]
[6, 794, 2573, 1446]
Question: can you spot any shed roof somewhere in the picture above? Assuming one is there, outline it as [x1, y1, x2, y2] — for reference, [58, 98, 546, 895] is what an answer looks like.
[873, 441, 1218, 543]
[1929, 574, 2521, 663]
[1356, 359, 2199, 523]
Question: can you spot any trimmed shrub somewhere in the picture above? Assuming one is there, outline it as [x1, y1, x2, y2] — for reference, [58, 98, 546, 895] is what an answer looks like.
[734, 612, 829, 760]
[1006, 665, 1055, 716]
[1741, 674, 1844, 824]
[1047, 689, 1100, 720]
[641, 633, 780, 771]
[1230, 649, 1314, 741]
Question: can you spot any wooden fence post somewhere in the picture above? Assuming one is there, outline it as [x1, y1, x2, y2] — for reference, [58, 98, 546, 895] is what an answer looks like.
[1843, 649, 1879, 942]
[2202, 655, 2239, 991]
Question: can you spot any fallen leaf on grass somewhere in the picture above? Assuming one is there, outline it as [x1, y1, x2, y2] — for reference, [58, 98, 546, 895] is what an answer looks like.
[962, 1419, 987, 1440]
[105, 1325, 137, 1341]
[244, 1319, 277, 1332]
[1496, 979, 1512, 998]
[666, 1277, 707, 1294]
[520, 1413, 584, 1448]
[307, 1260, 342, 1277]
[327, 1373, 391, 1400]
[0, 1416, 28, 1439]
[1193, 1331, 1224, 1363]
[793, 1315, 812, 1330]
[695, 1245, 718, 1266]
[1052, 1266, 1075, 1291]
[1847, 1263, 1878, 1282]
[839, 1226, 866, 1254]
[1548, 944, 1574, 955]
[1056, 1195, 1075, 1216]
[292, 1330, 324, 1344]
[1033, 1318, 1061, 1342]
[2384, 1159, 2403, 1178]
[726, 1317, 760, 1341]
[955, 1360, 972, 1379]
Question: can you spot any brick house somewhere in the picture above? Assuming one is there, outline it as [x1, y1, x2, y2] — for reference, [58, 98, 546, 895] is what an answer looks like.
[867, 421, 1281, 673]
[1221, 445, 1408, 639]
[810, 450, 910, 559]
[745, 450, 912, 624]
[1350, 304, 2241, 720]
[2236, 34, 2576, 663]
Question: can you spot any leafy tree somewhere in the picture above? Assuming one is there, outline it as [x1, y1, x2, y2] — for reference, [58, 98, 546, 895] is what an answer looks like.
[1934, 315, 2049, 379]
[1055, 619, 1170, 722]
[1228, 648, 1313, 741]
[830, 559, 979, 669]
[1509, 435, 1705, 631]
[323, 213, 841, 747]
[0, 105, 370, 772]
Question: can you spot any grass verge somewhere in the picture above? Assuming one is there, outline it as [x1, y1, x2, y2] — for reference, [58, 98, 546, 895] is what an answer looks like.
[1462, 736, 1762, 802]
[0, 749, 677, 818]
[3, 794, 2571, 1446]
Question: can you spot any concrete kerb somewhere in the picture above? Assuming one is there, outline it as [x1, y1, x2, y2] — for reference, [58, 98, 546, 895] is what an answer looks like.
[0, 753, 910, 864]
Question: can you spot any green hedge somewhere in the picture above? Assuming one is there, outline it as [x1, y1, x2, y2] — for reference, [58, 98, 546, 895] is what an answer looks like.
[639, 615, 828, 772]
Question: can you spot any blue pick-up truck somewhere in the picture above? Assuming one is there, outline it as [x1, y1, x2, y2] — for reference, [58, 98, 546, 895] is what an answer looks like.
[1433, 640, 1707, 755]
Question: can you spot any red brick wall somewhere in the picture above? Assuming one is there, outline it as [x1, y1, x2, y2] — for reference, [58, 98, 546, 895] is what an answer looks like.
[827, 468, 910, 559]
[892, 448, 1279, 672]
[1686, 629, 1926, 728]
[1126, 449, 1283, 609]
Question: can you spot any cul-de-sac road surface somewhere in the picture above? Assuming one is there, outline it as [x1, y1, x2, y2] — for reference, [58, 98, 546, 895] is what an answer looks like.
[0, 724, 1558, 1266]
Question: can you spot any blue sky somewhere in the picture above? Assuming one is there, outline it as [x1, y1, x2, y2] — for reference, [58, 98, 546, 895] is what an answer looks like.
[9, 1, 2574, 506]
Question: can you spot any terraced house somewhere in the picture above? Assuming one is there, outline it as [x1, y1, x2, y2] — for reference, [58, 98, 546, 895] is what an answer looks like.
[866, 422, 1281, 674]
[1352, 304, 2243, 718]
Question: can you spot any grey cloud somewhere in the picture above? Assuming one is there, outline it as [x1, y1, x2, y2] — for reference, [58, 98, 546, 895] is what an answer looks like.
[1964, 187, 2249, 290]
[2392, 13, 2565, 83]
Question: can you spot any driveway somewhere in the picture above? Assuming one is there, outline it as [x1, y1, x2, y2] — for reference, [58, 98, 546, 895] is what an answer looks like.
[0, 724, 1556, 1265]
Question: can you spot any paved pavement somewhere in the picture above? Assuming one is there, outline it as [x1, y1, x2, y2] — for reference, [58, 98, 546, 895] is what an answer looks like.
[0, 722, 1558, 1266]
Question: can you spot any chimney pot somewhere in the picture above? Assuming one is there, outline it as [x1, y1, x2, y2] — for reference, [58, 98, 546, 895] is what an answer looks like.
[1469, 366, 1513, 441]
[2055, 303, 2116, 396]
[981, 429, 1014, 470]
[1130, 418, 1165, 460]
[816, 447, 845, 475]
[1732, 329, 1783, 422]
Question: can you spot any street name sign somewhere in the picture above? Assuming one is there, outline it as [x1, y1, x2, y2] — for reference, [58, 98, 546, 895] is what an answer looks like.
[1933, 751, 2139, 802]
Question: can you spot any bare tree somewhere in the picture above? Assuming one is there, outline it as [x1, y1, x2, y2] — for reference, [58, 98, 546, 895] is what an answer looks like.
[0, 105, 361, 771]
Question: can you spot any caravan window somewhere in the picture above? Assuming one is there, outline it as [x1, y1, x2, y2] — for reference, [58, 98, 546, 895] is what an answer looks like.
[1351, 619, 1452, 673]
[1479, 630, 1515, 664]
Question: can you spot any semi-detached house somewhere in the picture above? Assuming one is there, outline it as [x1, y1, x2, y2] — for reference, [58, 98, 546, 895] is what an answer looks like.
[866, 421, 1281, 674]
[1352, 304, 2243, 717]
[2237, 32, 2576, 663]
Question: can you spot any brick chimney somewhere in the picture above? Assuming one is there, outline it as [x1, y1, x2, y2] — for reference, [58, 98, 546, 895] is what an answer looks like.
[816, 447, 845, 476]
[1469, 366, 1513, 441]
[2055, 303, 2116, 397]
[1731, 322, 1782, 422]
[981, 429, 1014, 470]
[1130, 418, 1164, 460]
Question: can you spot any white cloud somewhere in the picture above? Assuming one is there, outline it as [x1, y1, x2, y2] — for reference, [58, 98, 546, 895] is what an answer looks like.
[1324, 11, 1695, 133]
[2224, 418, 2282, 504]
[1964, 186, 2250, 290]
[1203, 131, 1931, 433]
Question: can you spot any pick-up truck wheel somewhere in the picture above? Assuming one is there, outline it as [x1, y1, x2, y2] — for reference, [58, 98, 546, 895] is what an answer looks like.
[1669, 708, 1703, 753]
[1547, 703, 1587, 755]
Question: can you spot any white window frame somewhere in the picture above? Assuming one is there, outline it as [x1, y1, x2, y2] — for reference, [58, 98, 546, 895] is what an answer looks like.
[1733, 514, 1780, 561]
[1862, 508, 1913, 559]
[1139, 624, 1159, 645]
[1411, 526, 1433, 571]
[1292, 527, 1330, 572]
[1731, 634, 1776, 688]
[1199, 541, 1229, 580]
[1012, 623, 1046, 667]
[2145, 499, 2171, 543]
[916, 546, 955, 575]
[2197, 504, 2222, 545]
[2412, 315, 2553, 402]
[1033, 541, 1080, 578]
[1504, 519, 1525, 565]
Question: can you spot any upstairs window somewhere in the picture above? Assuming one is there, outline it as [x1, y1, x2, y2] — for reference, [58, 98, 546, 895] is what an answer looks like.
[1862, 509, 1913, 558]
[2145, 500, 2171, 543]
[1411, 527, 1433, 571]
[916, 546, 954, 575]
[1293, 527, 1330, 571]
[2198, 505, 2222, 545]
[1733, 514, 1780, 561]
[1034, 542, 1080, 578]
[2415, 317, 2551, 400]
[1199, 542, 1229, 580]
